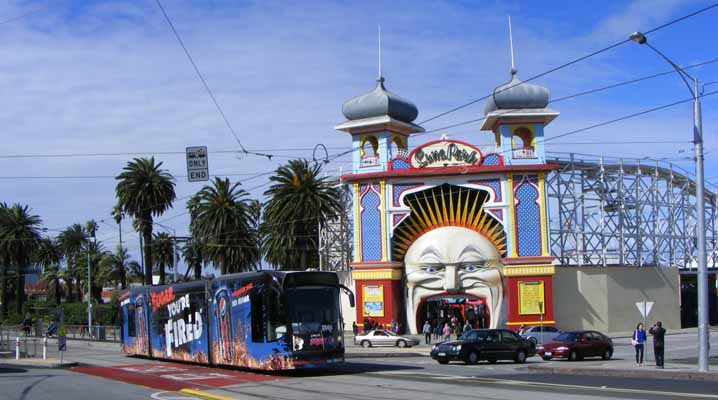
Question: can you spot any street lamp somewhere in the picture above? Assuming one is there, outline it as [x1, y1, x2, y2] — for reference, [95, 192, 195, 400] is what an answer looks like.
[630, 31, 709, 372]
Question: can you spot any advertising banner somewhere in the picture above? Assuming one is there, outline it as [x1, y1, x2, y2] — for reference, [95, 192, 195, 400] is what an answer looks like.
[362, 285, 384, 317]
[147, 282, 209, 363]
[518, 281, 545, 315]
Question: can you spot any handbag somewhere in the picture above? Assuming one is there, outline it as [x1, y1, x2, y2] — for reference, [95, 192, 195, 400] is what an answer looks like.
[631, 339, 637, 346]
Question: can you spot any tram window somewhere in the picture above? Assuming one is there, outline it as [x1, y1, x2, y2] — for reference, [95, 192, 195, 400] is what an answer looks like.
[251, 291, 265, 343]
[127, 304, 136, 337]
[266, 293, 286, 342]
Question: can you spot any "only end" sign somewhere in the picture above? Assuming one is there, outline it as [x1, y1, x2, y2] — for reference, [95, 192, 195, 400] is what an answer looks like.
[186, 146, 209, 182]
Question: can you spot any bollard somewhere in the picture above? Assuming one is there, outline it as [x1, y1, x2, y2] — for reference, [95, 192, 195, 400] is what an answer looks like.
[43, 337, 47, 360]
[15, 337, 19, 360]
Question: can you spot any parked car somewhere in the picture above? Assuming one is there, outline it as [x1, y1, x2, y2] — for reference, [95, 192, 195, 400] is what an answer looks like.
[354, 330, 420, 348]
[537, 330, 613, 361]
[518, 325, 561, 345]
[430, 329, 536, 365]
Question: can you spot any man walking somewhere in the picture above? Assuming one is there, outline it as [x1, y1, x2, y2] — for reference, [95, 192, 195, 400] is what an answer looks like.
[422, 321, 432, 344]
[649, 321, 666, 369]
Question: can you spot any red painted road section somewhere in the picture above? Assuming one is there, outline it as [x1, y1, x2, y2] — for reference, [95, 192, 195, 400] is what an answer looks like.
[72, 363, 284, 391]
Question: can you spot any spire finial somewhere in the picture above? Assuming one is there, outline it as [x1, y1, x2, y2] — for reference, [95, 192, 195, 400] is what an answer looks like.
[378, 24, 383, 80]
[508, 15, 517, 75]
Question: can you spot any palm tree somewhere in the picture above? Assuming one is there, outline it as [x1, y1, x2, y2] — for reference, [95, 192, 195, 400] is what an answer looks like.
[111, 204, 124, 248]
[261, 160, 342, 270]
[188, 177, 259, 274]
[40, 264, 64, 305]
[0, 204, 43, 314]
[35, 238, 63, 305]
[58, 224, 88, 302]
[152, 232, 175, 285]
[100, 246, 138, 289]
[115, 157, 176, 285]
[77, 240, 108, 303]
[182, 239, 205, 280]
[0, 203, 9, 317]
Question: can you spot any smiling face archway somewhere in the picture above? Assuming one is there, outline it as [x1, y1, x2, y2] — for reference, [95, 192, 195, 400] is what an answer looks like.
[404, 227, 504, 334]
[391, 184, 507, 334]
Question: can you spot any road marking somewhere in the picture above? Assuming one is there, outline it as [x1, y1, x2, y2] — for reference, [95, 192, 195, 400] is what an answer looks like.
[151, 391, 197, 400]
[469, 377, 718, 399]
[180, 388, 238, 400]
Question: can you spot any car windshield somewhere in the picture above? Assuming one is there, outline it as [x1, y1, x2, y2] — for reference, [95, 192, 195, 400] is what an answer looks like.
[553, 332, 578, 342]
[384, 330, 398, 336]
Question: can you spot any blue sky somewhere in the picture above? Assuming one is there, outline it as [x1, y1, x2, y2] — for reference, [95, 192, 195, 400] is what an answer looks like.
[1, 0, 717, 274]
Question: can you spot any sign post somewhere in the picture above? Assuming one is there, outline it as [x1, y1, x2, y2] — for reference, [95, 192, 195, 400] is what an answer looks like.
[186, 146, 209, 182]
[538, 301, 544, 345]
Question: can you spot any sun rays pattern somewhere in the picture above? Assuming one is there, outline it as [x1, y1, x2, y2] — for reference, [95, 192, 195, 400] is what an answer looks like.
[392, 184, 507, 260]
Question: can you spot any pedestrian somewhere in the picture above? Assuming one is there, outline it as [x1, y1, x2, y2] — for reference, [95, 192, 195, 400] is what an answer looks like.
[352, 321, 358, 336]
[463, 320, 472, 334]
[22, 312, 32, 336]
[422, 320, 432, 344]
[390, 319, 396, 333]
[396, 321, 402, 334]
[433, 322, 441, 341]
[363, 317, 370, 333]
[442, 323, 451, 342]
[649, 321, 666, 369]
[632, 322, 647, 366]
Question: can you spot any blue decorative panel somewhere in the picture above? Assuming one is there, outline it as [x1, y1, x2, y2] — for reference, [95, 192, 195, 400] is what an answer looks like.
[482, 153, 503, 166]
[361, 185, 382, 261]
[390, 158, 410, 170]
[515, 176, 541, 257]
[469, 179, 502, 202]
[392, 183, 423, 207]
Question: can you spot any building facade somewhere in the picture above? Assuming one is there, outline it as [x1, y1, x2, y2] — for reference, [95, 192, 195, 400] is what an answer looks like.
[338, 67, 562, 334]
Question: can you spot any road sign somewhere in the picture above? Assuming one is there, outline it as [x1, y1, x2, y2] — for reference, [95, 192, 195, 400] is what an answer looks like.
[636, 301, 654, 318]
[186, 146, 209, 182]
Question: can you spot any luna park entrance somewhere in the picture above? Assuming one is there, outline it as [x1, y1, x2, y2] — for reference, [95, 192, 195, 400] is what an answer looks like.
[418, 294, 490, 330]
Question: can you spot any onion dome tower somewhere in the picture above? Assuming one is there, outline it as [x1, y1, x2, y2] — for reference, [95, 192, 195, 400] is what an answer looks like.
[480, 18, 558, 165]
[335, 29, 423, 174]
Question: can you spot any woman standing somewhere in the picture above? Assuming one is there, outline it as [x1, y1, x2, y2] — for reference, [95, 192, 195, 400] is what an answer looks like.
[442, 323, 451, 342]
[632, 323, 647, 366]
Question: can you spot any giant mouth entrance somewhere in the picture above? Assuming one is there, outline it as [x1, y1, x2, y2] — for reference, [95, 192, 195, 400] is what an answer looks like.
[416, 293, 490, 332]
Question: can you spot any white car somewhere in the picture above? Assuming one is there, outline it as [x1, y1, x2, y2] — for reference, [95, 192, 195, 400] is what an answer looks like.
[354, 330, 420, 348]
[518, 325, 561, 345]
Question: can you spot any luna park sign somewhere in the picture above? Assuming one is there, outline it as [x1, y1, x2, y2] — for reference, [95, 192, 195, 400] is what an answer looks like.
[409, 140, 482, 168]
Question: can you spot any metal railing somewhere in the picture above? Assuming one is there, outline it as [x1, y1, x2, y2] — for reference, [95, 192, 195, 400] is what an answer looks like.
[0, 324, 120, 343]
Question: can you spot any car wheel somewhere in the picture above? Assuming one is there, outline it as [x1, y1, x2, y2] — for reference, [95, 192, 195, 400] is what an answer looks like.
[529, 337, 538, 345]
[568, 350, 579, 361]
[397, 340, 407, 348]
[466, 351, 479, 365]
[515, 350, 527, 364]
[542, 356, 552, 361]
[602, 349, 612, 360]
[361, 340, 371, 348]
[438, 360, 449, 365]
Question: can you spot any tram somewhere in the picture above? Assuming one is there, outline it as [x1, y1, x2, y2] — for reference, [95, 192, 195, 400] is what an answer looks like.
[119, 271, 354, 370]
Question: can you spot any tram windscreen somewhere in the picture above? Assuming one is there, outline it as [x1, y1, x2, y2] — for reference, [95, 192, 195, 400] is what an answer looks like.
[286, 286, 341, 351]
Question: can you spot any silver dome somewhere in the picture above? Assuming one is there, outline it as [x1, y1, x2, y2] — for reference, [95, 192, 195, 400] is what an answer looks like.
[484, 70, 550, 115]
[342, 77, 418, 123]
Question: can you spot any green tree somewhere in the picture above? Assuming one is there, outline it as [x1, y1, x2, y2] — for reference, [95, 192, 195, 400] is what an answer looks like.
[115, 157, 176, 285]
[35, 237, 64, 305]
[100, 246, 138, 290]
[76, 240, 108, 303]
[152, 232, 175, 285]
[111, 204, 124, 247]
[188, 177, 259, 274]
[0, 203, 10, 317]
[182, 239, 205, 280]
[261, 160, 342, 270]
[0, 204, 43, 314]
[58, 224, 88, 302]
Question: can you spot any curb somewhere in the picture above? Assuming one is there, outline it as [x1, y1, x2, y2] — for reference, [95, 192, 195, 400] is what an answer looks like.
[346, 351, 428, 358]
[527, 365, 718, 381]
[0, 360, 79, 369]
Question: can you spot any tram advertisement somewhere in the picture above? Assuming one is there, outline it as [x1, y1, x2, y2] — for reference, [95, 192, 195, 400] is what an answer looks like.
[210, 279, 293, 370]
[147, 283, 209, 363]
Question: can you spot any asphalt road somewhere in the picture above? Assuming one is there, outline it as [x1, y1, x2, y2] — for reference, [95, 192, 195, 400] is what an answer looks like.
[1, 330, 716, 400]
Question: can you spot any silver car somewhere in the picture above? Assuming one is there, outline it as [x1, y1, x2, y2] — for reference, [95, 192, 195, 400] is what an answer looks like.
[354, 329, 420, 348]
[518, 325, 561, 345]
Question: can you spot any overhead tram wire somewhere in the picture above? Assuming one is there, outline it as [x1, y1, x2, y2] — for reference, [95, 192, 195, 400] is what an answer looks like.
[417, 3, 718, 126]
[153, 0, 273, 161]
[413, 58, 718, 139]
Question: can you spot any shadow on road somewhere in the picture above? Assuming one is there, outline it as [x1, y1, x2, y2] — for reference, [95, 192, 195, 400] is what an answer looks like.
[0, 365, 28, 373]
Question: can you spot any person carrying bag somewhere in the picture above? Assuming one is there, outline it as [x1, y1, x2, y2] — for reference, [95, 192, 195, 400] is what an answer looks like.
[632, 323, 647, 366]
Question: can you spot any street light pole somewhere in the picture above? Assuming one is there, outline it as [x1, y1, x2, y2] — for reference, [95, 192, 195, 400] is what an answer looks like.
[630, 32, 709, 372]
